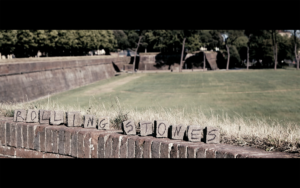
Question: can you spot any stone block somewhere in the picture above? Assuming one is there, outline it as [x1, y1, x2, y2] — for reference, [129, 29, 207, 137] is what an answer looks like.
[205, 126, 220, 144]
[122, 120, 136, 135]
[84, 115, 96, 129]
[26, 109, 39, 123]
[21, 123, 28, 148]
[160, 141, 173, 158]
[171, 124, 186, 140]
[9, 123, 17, 147]
[45, 127, 53, 153]
[142, 137, 154, 158]
[0, 120, 6, 146]
[139, 121, 153, 136]
[5, 122, 11, 146]
[151, 140, 161, 158]
[111, 134, 122, 158]
[187, 125, 202, 142]
[154, 120, 169, 138]
[14, 109, 26, 122]
[119, 135, 130, 158]
[16, 123, 22, 148]
[98, 133, 113, 158]
[128, 135, 139, 158]
[90, 131, 104, 158]
[39, 110, 51, 124]
[50, 110, 64, 125]
[67, 111, 82, 127]
[97, 117, 109, 130]
[135, 137, 146, 158]
[104, 134, 113, 158]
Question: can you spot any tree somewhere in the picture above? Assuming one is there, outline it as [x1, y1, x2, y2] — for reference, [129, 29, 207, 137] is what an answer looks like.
[244, 30, 255, 70]
[219, 30, 244, 70]
[14, 30, 37, 57]
[268, 30, 279, 70]
[0, 30, 18, 57]
[291, 30, 300, 70]
[179, 30, 198, 72]
[113, 30, 130, 51]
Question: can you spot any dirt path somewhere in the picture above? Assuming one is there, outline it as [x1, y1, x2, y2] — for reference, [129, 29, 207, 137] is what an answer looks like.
[84, 74, 144, 95]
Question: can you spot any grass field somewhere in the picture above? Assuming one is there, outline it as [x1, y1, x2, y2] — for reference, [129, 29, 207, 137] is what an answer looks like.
[2, 69, 300, 153]
[31, 69, 300, 125]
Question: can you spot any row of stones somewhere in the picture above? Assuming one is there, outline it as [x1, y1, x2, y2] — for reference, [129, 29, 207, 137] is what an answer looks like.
[0, 118, 296, 158]
[14, 109, 220, 144]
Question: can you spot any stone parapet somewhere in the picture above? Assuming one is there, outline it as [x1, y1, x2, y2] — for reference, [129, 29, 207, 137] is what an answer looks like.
[0, 117, 298, 158]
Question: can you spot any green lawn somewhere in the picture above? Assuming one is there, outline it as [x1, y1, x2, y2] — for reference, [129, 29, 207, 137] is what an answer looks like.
[33, 69, 300, 125]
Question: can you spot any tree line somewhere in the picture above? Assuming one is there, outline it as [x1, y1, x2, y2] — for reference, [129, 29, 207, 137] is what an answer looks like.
[115, 30, 300, 71]
[0, 30, 116, 57]
[0, 30, 299, 70]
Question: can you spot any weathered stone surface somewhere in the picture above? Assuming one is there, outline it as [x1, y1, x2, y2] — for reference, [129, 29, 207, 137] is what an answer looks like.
[155, 120, 169, 138]
[151, 140, 161, 158]
[0, 120, 6, 146]
[205, 126, 220, 144]
[9, 123, 17, 147]
[160, 141, 174, 158]
[69, 127, 82, 157]
[21, 123, 28, 148]
[89, 131, 102, 158]
[4, 122, 10, 146]
[187, 125, 202, 142]
[139, 121, 153, 136]
[171, 124, 186, 140]
[127, 136, 139, 158]
[111, 134, 123, 158]
[16, 123, 22, 148]
[70, 129, 78, 157]
[98, 132, 113, 158]
[58, 128, 65, 155]
[97, 117, 109, 130]
[45, 127, 53, 153]
[0, 146, 16, 156]
[67, 112, 82, 127]
[84, 115, 96, 129]
[50, 110, 64, 125]
[143, 137, 154, 158]
[122, 120, 136, 135]
[27, 124, 39, 150]
[26, 109, 39, 123]
[119, 135, 130, 158]
[187, 144, 204, 158]
[135, 137, 146, 158]
[14, 109, 26, 122]
[104, 134, 113, 158]
[39, 110, 51, 124]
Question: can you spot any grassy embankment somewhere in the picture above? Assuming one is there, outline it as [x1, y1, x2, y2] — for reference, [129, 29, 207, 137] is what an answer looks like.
[1, 69, 300, 153]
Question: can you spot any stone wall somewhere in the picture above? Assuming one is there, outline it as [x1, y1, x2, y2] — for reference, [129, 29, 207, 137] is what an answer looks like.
[0, 56, 131, 103]
[138, 52, 219, 71]
[0, 114, 297, 158]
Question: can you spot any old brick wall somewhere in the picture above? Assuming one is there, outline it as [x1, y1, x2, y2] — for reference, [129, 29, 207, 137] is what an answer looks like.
[0, 116, 298, 158]
[0, 56, 131, 103]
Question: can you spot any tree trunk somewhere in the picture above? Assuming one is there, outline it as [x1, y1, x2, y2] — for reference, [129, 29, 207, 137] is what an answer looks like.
[271, 31, 277, 70]
[226, 44, 230, 70]
[295, 43, 299, 70]
[179, 38, 186, 72]
[203, 51, 206, 70]
[133, 36, 142, 72]
[247, 45, 249, 70]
